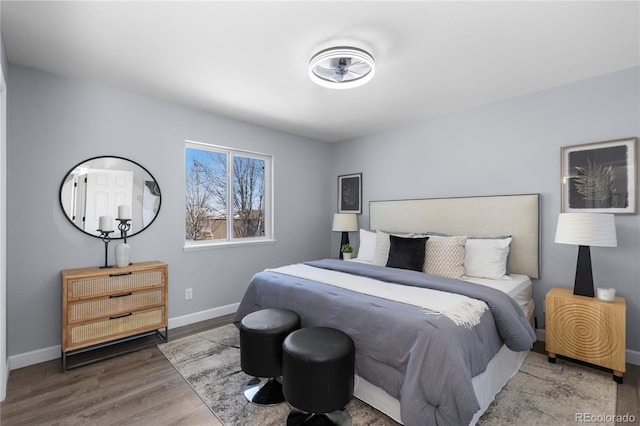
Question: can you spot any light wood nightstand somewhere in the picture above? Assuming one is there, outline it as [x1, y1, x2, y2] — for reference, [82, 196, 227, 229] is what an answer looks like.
[61, 261, 169, 371]
[545, 287, 626, 383]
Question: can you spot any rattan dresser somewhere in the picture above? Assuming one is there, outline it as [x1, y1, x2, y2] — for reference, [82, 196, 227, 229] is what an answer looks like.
[61, 261, 168, 370]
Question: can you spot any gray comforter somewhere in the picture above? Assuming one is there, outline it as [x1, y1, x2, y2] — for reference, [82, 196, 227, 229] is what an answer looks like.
[234, 259, 536, 426]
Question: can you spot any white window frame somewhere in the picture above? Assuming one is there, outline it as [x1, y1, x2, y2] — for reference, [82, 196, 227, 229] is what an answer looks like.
[184, 140, 274, 250]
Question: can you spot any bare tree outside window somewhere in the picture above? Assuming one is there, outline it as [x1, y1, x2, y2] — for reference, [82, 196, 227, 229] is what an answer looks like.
[233, 156, 265, 238]
[185, 143, 271, 244]
[185, 150, 226, 240]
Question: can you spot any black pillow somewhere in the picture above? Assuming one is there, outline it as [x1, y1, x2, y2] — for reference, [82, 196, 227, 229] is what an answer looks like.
[386, 235, 429, 272]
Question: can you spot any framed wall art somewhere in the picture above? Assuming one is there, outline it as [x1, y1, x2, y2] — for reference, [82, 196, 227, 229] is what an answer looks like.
[561, 137, 637, 214]
[338, 173, 362, 214]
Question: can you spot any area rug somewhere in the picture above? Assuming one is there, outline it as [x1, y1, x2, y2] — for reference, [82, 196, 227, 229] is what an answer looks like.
[476, 348, 617, 425]
[158, 324, 616, 425]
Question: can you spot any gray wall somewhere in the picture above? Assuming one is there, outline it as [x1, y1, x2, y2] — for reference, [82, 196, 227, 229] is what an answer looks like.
[6, 62, 640, 360]
[331, 67, 640, 353]
[6, 64, 332, 357]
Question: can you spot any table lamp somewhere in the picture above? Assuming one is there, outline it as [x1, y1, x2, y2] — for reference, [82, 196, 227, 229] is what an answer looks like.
[554, 213, 617, 297]
[332, 213, 358, 259]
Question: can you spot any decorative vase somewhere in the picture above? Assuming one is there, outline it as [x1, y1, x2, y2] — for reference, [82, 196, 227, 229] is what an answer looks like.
[343, 252, 352, 260]
[115, 242, 131, 267]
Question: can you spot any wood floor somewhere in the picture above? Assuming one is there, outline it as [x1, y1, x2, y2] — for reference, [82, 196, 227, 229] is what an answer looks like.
[1, 318, 638, 426]
[0, 315, 234, 426]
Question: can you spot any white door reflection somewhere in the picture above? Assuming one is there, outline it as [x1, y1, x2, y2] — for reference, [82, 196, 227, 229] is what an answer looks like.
[59, 156, 161, 239]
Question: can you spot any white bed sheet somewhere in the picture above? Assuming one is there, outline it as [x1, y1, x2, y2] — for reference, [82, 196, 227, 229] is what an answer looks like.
[464, 274, 535, 330]
[464, 274, 532, 311]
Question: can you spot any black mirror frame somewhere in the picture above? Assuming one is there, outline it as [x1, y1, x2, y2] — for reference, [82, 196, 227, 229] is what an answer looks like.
[59, 155, 162, 240]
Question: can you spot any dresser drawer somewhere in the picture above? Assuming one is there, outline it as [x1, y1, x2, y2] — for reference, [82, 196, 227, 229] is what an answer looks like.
[61, 262, 169, 368]
[68, 289, 164, 323]
[67, 307, 165, 349]
[69, 269, 164, 299]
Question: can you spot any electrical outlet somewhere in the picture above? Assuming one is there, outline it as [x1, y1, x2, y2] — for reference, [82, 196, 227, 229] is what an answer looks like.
[185, 288, 193, 300]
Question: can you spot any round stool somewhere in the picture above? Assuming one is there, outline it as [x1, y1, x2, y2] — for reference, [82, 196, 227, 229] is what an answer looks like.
[239, 308, 301, 405]
[283, 327, 355, 426]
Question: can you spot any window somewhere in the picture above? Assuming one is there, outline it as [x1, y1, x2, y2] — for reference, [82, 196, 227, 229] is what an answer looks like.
[185, 141, 272, 247]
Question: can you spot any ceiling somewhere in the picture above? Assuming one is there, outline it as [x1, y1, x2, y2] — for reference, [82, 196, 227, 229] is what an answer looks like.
[2, 1, 639, 143]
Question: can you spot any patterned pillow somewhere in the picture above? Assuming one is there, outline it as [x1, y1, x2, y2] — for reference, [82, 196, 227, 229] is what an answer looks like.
[373, 230, 412, 266]
[373, 231, 393, 266]
[423, 235, 467, 279]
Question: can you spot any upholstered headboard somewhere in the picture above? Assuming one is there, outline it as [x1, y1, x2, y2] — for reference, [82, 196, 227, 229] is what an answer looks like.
[369, 194, 540, 278]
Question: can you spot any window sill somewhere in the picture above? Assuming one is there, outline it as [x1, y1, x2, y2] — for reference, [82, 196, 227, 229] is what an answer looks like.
[184, 238, 276, 251]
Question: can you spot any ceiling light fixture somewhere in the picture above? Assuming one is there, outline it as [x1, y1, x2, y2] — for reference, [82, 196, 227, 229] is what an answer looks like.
[309, 46, 375, 89]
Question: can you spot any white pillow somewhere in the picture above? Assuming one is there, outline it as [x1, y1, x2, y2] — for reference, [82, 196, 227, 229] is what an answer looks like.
[357, 229, 376, 262]
[463, 237, 512, 279]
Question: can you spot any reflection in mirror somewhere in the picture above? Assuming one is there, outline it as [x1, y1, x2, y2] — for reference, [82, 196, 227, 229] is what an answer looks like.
[60, 156, 161, 239]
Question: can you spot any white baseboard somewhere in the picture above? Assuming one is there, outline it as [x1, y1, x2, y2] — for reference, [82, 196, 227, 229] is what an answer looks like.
[8, 344, 60, 371]
[168, 302, 238, 329]
[626, 348, 640, 366]
[1, 358, 8, 402]
[8, 303, 240, 371]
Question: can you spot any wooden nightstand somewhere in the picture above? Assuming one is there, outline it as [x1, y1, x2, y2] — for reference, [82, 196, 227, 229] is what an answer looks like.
[545, 287, 626, 383]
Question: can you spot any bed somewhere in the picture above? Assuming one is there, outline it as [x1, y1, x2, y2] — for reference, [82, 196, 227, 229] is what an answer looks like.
[234, 194, 540, 426]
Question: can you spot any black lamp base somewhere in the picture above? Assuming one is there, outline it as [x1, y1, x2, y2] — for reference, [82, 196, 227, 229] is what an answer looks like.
[339, 232, 349, 260]
[573, 245, 594, 297]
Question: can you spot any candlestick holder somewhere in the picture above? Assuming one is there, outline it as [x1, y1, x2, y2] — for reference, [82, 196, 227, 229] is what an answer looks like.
[98, 230, 114, 268]
[117, 219, 131, 242]
[116, 219, 132, 267]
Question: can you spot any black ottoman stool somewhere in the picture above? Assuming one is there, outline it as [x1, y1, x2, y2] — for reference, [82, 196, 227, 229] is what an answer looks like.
[283, 327, 355, 426]
[239, 308, 301, 405]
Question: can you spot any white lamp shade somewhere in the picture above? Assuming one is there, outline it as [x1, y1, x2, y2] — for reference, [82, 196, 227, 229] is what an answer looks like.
[554, 213, 617, 247]
[332, 213, 358, 232]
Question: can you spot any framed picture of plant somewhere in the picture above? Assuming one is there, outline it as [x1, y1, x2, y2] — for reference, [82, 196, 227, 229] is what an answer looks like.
[561, 137, 637, 214]
[338, 173, 362, 214]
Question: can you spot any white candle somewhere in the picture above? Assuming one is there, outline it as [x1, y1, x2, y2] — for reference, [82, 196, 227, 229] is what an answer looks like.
[99, 216, 114, 232]
[596, 287, 616, 302]
[117, 205, 131, 220]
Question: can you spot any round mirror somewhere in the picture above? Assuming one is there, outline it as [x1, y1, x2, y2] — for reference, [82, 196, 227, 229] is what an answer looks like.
[59, 156, 161, 239]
